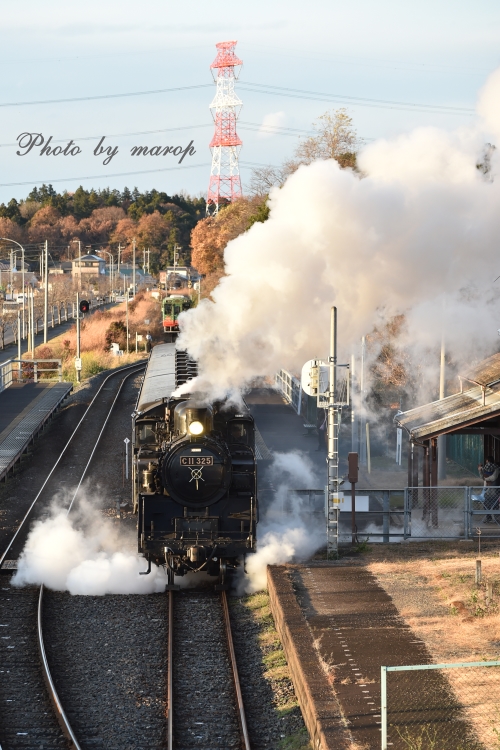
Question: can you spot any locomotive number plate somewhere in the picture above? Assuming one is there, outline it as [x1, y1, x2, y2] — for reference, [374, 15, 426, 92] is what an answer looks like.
[180, 456, 214, 466]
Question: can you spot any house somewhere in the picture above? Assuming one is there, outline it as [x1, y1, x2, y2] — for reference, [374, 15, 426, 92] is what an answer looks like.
[72, 254, 106, 278]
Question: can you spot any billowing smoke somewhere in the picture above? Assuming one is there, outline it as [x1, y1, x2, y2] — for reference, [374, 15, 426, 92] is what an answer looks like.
[240, 452, 325, 593]
[12, 493, 167, 595]
[177, 68, 500, 402]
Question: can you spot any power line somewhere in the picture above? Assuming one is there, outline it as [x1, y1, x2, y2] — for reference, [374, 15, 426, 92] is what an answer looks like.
[0, 80, 474, 115]
[0, 162, 211, 188]
[239, 82, 475, 115]
[0, 160, 280, 190]
[0, 121, 318, 149]
[0, 84, 212, 108]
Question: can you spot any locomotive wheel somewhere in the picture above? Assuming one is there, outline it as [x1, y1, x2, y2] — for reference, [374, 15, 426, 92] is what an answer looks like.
[215, 559, 229, 591]
[165, 550, 180, 590]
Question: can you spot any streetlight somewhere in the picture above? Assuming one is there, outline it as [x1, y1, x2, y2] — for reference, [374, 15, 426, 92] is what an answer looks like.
[72, 239, 81, 290]
[0, 237, 26, 342]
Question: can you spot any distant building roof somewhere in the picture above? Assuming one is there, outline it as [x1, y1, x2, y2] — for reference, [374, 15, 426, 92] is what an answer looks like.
[73, 254, 105, 263]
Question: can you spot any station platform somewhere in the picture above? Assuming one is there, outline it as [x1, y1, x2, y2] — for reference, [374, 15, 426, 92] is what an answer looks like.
[0, 381, 73, 481]
[246, 387, 327, 479]
[268, 563, 447, 750]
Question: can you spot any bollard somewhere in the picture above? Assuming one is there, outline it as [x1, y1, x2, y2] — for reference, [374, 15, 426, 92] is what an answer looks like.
[476, 559, 482, 585]
[487, 581, 493, 601]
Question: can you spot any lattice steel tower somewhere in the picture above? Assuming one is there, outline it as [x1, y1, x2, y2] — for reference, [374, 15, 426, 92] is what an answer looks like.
[206, 41, 243, 216]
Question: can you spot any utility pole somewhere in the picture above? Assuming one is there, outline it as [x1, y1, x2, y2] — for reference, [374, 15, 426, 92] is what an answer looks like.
[438, 334, 446, 480]
[21, 245, 25, 340]
[132, 238, 136, 298]
[30, 287, 35, 356]
[17, 311, 21, 372]
[117, 243, 121, 286]
[359, 336, 367, 466]
[351, 353, 357, 453]
[72, 239, 81, 290]
[126, 293, 129, 353]
[76, 291, 81, 383]
[43, 240, 48, 343]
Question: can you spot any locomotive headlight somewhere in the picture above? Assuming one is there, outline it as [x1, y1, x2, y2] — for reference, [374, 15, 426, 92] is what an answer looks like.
[188, 420, 204, 436]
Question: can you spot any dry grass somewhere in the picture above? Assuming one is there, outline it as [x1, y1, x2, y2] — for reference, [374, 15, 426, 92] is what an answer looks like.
[365, 542, 500, 748]
[28, 293, 162, 383]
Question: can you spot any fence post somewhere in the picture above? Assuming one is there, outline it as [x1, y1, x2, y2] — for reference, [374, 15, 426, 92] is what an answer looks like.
[381, 665, 387, 750]
[404, 488, 409, 539]
[464, 487, 470, 540]
[383, 491, 390, 543]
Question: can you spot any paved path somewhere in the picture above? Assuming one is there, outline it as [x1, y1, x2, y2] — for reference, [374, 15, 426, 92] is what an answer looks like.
[246, 387, 328, 483]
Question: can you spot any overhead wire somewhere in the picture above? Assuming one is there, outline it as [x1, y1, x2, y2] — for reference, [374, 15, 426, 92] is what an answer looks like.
[0, 80, 474, 115]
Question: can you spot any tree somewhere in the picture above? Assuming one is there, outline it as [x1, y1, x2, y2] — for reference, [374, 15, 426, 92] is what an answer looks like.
[190, 197, 269, 295]
[28, 205, 62, 244]
[294, 108, 359, 169]
[250, 108, 359, 196]
[79, 206, 126, 244]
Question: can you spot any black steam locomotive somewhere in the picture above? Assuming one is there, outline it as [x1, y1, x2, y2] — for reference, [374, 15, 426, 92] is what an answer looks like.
[132, 344, 257, 587]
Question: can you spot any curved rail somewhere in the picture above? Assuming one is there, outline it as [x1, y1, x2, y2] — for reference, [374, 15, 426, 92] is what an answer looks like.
[38, 585, 82, 750]
[221, 591, 251, 750]
[0, 360, 146, 567]
[34, 362, 146, 749]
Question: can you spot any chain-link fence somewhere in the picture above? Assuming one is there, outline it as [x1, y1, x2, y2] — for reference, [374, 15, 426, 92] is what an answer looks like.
[406, 486, 468, 538]
[382, 661, 500, 750]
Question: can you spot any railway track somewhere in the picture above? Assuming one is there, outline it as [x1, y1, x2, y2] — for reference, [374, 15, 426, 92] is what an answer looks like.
[0, 362, 146, 750]
[167, 589, 251, 750]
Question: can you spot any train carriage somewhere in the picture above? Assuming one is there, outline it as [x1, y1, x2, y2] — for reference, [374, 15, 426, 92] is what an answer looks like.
[132, 343, 257, 587]
[162, 295, 193, 339]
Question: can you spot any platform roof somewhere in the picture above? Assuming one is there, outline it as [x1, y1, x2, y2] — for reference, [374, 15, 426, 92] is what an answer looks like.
[395, 352, 500, 441]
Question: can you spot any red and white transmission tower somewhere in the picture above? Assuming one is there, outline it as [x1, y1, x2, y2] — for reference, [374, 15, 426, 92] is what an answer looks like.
[206, 41, 243, 216]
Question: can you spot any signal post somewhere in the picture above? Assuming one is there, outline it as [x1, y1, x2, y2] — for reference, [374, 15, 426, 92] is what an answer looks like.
[301, 306, 349, 555]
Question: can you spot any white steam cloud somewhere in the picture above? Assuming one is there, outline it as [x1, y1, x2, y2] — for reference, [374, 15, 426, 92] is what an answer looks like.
[12, 493, 167, 595]
[178, 67, 500, 402]
[241, 452, 325, 593]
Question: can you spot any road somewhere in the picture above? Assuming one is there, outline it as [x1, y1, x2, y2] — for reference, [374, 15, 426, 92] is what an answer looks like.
[0, 301, 118, 364]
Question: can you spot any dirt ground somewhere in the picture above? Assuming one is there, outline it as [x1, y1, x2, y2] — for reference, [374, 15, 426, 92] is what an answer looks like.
[362, 540, 500, 748]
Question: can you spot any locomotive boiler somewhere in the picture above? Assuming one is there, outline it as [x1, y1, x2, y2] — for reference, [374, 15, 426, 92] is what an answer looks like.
[132, 343, 257, 587]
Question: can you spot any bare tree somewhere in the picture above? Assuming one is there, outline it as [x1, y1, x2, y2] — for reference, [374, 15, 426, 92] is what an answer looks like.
[249, 108, 360, 196]
[294, 108, 359, 169]
[248, 161, 296, 197]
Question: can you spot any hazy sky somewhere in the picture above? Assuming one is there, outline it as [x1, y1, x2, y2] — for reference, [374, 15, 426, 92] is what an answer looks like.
[0, 0, 499, 204]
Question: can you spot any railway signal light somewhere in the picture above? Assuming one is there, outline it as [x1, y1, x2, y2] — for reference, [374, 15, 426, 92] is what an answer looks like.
[309, 364, 319, 395]
[79, 299, 90, 314]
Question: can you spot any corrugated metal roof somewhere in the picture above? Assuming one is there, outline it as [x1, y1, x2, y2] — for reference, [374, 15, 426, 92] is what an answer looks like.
[136, 343, 177, 413]
[395, 381, 500, 440]
[460, 352, 500, 388]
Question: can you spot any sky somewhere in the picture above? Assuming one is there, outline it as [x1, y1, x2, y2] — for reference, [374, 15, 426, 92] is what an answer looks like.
[0, 0, 499, 205]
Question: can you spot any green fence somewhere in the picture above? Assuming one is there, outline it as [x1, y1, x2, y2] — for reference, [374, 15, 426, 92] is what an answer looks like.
[382, 660, 500, 749]
[447, 434, 483, 476]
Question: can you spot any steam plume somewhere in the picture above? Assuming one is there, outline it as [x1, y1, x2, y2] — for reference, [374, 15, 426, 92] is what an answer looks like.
[178, 67, 500, 401]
